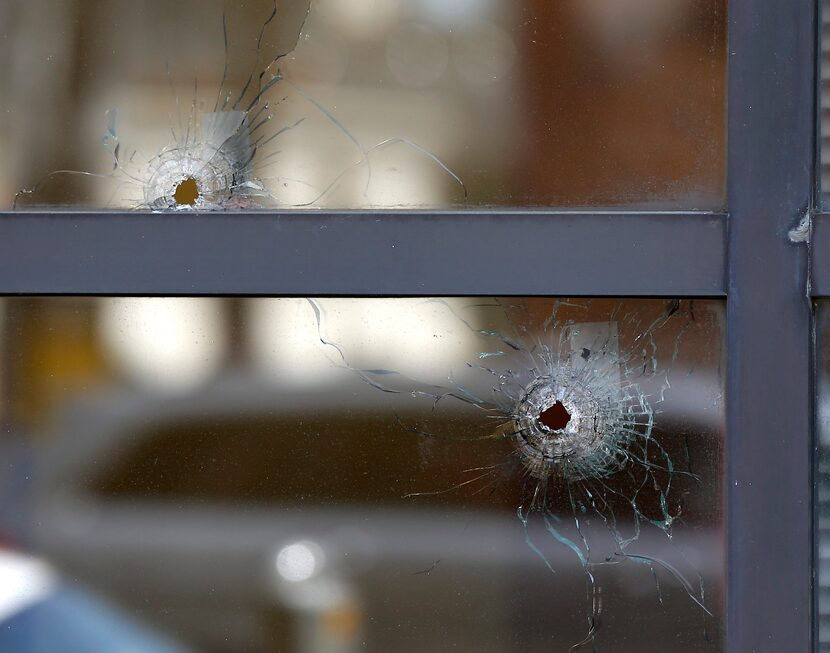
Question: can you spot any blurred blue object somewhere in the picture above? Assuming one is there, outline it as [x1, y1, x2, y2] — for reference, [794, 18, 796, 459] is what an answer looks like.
[0, 549, 192, 653]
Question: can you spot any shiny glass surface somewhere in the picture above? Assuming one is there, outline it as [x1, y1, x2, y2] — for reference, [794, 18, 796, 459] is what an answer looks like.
[823, 0, 830, 205]
[0, 1, 727, 210]
[0, 297, 725, 652]
[815, 301, 830, 652]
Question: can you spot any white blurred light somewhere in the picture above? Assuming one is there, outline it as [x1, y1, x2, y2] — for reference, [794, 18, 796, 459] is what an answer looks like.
[248, 298, 336, 385]
[0, 550, 57, 622]
[260, 146, 328, 207]
[452, 20, 517, 86]
[417, 0, 496, 25]
[99, 298, 227, 393]
[359, 156, 450, 207]
[385, 23, 449, 88]
[248, 298, 478, 386]
[276, 541, 325, 583]
[317, 0, 403, 41]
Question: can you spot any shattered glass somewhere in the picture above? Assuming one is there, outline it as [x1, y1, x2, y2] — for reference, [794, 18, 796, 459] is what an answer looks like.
[1, 0, 727, 210]
[304, 297, 725, 650]
[10, 1, 465, 211]
[0, 296, 724, 652]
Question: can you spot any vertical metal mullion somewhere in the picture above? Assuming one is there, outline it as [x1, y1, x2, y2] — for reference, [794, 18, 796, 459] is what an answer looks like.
[727, 0, 816, 650]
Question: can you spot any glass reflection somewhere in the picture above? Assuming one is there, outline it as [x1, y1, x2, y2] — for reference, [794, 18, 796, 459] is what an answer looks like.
[815, 302, 830, 652]
[822, 0, 830, 205]
[0, 297, 724, 652]
[0, 0, 726, 210]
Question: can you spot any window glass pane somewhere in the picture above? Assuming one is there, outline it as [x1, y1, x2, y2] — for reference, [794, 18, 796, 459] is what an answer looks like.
[816, 301, 830, 652]
[0, 1, 726, 210]
[0, 297, 725, 651]
[823, 0, 830, 204]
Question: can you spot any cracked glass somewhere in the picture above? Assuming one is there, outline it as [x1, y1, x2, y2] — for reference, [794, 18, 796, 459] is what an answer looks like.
[0, 0, 727, 210]
[0, 296, 725, 652]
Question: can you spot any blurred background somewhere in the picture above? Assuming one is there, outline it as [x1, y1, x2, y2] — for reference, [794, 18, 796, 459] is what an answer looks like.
[0, 0, 727, 209]
[0, 297, 725, 652]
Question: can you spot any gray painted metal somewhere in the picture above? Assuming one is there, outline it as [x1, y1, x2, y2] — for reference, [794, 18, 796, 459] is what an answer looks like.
[0, 212, 725, 296]
[727, 0, 815, 650]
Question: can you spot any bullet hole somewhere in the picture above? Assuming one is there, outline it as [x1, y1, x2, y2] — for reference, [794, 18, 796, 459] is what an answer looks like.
[14, 2, 466, 211]
[538, 400, 571, 431]
[298, 225, 712, 650]
[174, 178, 199, 206]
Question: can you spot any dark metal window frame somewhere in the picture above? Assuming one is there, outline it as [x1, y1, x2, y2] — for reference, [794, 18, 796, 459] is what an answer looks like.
[0, 1, 818, 649]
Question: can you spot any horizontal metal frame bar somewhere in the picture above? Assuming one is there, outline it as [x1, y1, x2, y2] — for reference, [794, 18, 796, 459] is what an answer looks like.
[0, 211, 726, 296]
